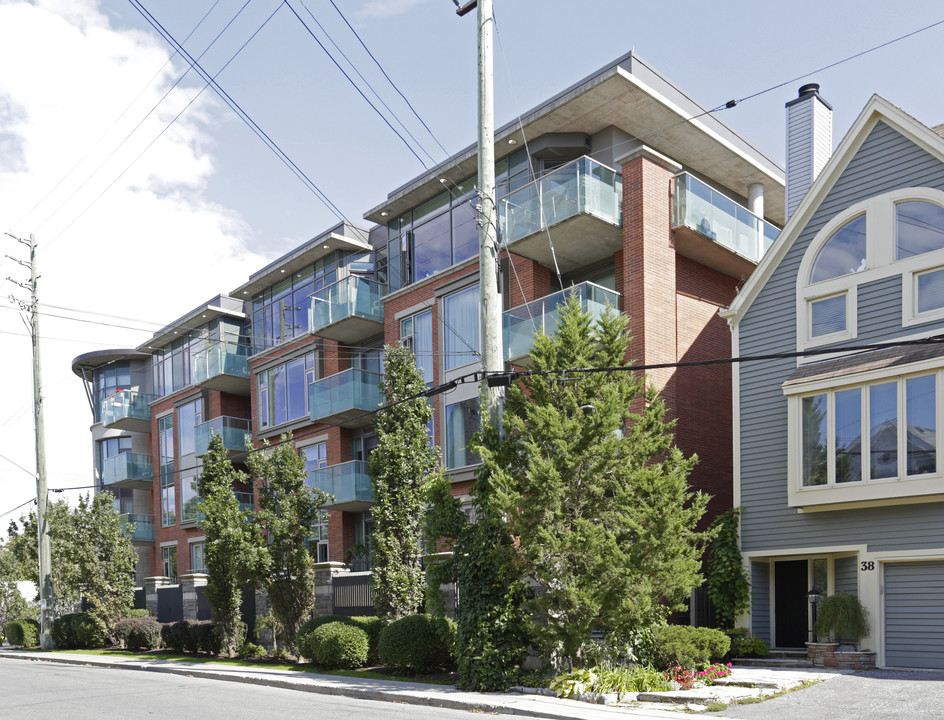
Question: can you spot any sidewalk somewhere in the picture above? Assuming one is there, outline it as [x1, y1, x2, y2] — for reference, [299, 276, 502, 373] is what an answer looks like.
[0, 648, 842, 719]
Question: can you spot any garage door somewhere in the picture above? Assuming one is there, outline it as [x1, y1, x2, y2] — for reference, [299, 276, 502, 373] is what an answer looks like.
[885, 561, 944, 669]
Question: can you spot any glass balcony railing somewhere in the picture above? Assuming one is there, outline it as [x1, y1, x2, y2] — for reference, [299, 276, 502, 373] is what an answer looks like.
[503, 282, 620, 362]
[306, 460, 373, 508]
[309, 276, 384, 338]
[499, 156, 622, 245]
[101, 390, 155, 429]
[182, 491, 254, 524]
[102, 453, 153, 488]
[119, 513, 155, 543]
[191, 343, 250, 387]
[194, 416, 251, 456]
[309, 369, 383, 426]
[673, 173, 780, 263]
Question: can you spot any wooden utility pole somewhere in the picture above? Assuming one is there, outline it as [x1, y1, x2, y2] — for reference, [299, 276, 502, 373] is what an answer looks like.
[6, 232, 54, 648]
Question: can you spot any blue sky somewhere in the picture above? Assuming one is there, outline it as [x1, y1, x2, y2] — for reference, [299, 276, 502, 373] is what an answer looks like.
[1, 0, 943, 520]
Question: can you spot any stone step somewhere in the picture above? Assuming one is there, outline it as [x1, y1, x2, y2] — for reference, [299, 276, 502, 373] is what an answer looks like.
[731, 657, 813, 668]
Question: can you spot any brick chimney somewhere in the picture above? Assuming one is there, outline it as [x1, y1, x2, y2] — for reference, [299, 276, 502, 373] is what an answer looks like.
[786, 83, 832, 219]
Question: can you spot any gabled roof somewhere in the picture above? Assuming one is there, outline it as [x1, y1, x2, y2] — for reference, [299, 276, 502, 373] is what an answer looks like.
[721, 95, 944, 326]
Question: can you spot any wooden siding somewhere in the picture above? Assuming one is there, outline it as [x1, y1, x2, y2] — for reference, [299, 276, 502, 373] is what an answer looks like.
[835, 556, 858, 597]
[740, 121, 944, 554]
[885, 562, 944, 669]
[751, 561, 771, 644]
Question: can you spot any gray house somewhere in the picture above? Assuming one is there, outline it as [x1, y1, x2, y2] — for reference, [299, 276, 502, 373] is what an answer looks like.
[723, 93, 944, 669]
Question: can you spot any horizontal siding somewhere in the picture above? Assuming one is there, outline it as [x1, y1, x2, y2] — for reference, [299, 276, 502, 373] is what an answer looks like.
[834, 556, 858, 597]
[885, 562, 944, 668]
[740, 120, 944, 555]
[751, 561, 771, 645]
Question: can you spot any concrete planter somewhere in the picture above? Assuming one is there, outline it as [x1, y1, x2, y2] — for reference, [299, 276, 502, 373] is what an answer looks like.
[806, 642, 875, 670]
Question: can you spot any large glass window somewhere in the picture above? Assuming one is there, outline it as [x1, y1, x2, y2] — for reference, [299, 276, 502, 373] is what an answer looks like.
[159, 414, 175, 527]
[799, 373, 937, 488]
[915, 267, 944, 315]
[400, 310, 433, 383]
[810, 214, 867, 284]
[177, 398, 202, 457]
[443, 284, 480, 370]
[180, 475, 200, 523]
[445, 397, 480, 469]
[190, 542, 205, 573]
[258, 350, 320, 429]
[303, 441, 327, 477]
[896, 201, 944, 259]
[162, 545, 177, 582]
[92, 362, 131, 423]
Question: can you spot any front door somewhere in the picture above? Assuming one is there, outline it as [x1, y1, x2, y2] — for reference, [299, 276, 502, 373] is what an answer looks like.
[774, 560, 809, 648]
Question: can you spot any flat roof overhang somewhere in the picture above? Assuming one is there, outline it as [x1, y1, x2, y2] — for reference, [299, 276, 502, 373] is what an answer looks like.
[364, 53, 785, 227]
[71, 349, 151, 378]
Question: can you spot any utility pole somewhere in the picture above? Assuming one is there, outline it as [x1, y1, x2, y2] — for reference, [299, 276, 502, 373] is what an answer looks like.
[458, 0, 503, 427]
[6, 232, 54, 649]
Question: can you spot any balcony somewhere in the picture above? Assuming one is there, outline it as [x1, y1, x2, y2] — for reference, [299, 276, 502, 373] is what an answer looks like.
[672, 173, 780, 279]
[498, 156, 622, 274]
[191, 343, 250, 396]
[181, 491, 254, 525]
[503, 282, 620, 365]
[102, 453, 153, 491]
[309, 275, 384, 344]
[306, 460, 373, 512]
[101, 390, 155, 433]
[194, 416, 251, 457]
[119, 513, 155, 543]
[309, 369, 383, 429]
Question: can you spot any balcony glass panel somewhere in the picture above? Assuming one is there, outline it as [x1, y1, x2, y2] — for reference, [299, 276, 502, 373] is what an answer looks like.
[309, 369, 383, 423]
[101, 390, 155, 427]
[119, 513, 155, 543]
[499, 156, 622, 244]
[503, 282, 620, 362]
[305, 460, 373, 507]
[191, 343, 249, 385]
[102, 453, 153, 487]
[194, 416, 251, 456]
[673, 173, 780, 263]
[184, 491, 254, 524]
[309, 276, 384, 334]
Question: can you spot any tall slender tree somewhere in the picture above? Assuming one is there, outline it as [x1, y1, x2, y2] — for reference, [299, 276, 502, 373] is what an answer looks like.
[369, 345, 441, 621]
[198, 434, 268, 657]
[247, 434, 331, 656]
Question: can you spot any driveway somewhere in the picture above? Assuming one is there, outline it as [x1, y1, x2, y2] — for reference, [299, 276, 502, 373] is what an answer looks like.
[708, 669, 944, 719]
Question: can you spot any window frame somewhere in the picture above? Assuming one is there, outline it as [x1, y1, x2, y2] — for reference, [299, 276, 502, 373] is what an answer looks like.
[785, 360, 944, 510]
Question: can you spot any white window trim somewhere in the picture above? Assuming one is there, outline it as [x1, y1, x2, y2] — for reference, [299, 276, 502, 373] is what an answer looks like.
[902, 264, 944, 327]
[785, 361, 944, 510]
[797, 187, 944, 355]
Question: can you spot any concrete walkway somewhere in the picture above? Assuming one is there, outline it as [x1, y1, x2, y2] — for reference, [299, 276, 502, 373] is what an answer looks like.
[0, 649, 843, 718]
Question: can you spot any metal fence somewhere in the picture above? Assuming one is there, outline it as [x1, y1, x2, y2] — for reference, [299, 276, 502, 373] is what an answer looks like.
[333, 573, 375, 616]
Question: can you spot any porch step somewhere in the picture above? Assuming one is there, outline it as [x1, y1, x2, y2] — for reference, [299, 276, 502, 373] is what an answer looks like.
[731, 654, 813, 669]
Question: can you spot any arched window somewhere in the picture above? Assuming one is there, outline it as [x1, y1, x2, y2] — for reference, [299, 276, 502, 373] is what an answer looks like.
[810, 214, 867, 284]
[896, 201, 944, 259]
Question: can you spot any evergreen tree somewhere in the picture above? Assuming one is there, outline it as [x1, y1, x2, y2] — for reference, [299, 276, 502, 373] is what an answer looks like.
[369, 345, 440, 621]
[490, 293, 712, 669]
[247, 434, 331, 656]
[0, 538, 31, 631]
[198, 434, 268, 657]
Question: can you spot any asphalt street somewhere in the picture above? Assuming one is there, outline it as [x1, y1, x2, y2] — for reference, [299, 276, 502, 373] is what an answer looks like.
[0, 661, 520, 720]
[707, 668, 944, 719]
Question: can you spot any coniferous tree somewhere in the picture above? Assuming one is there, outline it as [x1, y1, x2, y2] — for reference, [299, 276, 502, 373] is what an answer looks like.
[369, 345, 441, 621]
[198, 434, 268, 657]
[490, 293, 712, 669]
[247, 434, 330, 656]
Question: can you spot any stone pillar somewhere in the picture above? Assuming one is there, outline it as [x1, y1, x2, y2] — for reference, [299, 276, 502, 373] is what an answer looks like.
[312, 561, 347, 617]
[255, 589, 273, 650]
[179, 573, 209, 620]
[143, 576, 171, 617]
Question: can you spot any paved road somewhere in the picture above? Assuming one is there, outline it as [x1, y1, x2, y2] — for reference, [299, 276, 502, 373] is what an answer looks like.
[708, 669, 944, 719]
[0, 661, 522, 720]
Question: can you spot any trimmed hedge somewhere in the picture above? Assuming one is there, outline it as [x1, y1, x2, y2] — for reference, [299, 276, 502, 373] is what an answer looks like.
[297, 615, 385, 664]
[378, 614, 456, 674]
[125, 617, 162, 650]
[51, 612, 107, 649]
[5, 618, 40, 647]
[649, 625, 731, 670]
[160, 620, 190, 652]
[159, 620, 234, 656]
[302, 621, 368, 669]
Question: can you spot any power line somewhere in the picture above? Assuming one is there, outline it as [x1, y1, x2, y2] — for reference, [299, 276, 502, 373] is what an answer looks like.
[0, 498, 36, 523]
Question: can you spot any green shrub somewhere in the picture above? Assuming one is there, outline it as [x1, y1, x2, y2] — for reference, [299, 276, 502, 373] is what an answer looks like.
[114, 618, 136, 648]
[5, 618, 40, 647]
[161, 621, 190, 653]
[191, 620, 225, 655]
[238, 642, 268, 659]
[378, 614, 455, 674]
[816, 593, 870, 643]
[127, 609, 149, 619]
[126, 617, 162, 651]
[51, 612, 107, 649]
[550, 664, 671, 697]
[649, 625, 730, 670]
[296, 615, 385, 664]
[303, 621, 368, 669]
[723, 628, 769, 660]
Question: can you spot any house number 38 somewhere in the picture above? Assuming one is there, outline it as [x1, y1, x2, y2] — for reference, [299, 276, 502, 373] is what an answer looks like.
[860, 561, 875, 571]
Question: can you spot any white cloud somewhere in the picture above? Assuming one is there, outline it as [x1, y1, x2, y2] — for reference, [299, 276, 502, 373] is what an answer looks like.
[0, 0, 269, 521]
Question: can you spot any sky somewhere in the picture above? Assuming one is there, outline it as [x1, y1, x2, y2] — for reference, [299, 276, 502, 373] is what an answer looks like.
[1, 0, 944, 525]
